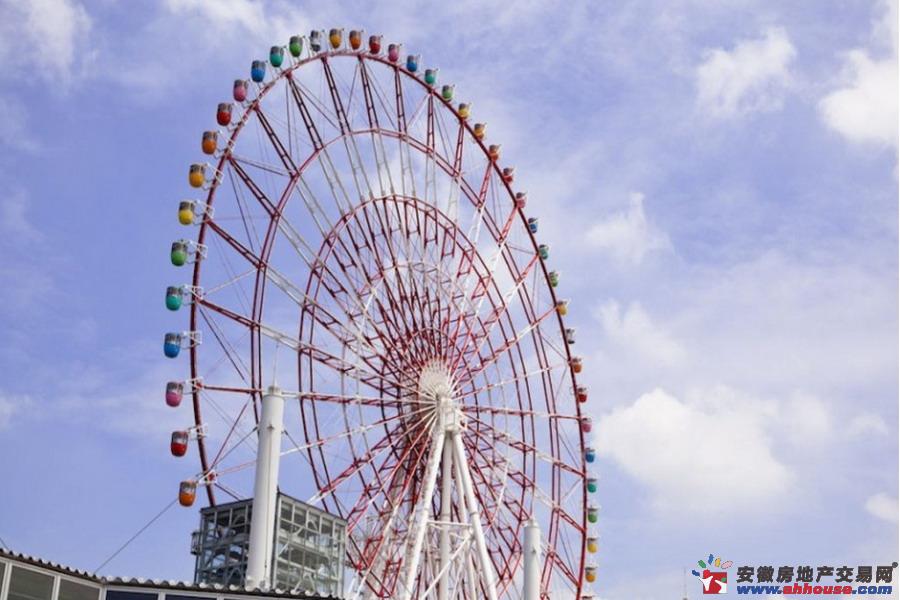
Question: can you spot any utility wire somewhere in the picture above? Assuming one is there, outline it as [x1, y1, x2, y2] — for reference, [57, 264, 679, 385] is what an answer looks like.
[0, 534, 9, 550]
[94, 498, 178, 573]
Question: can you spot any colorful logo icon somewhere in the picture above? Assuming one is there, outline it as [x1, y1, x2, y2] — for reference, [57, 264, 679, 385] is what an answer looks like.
[692, 554, 732, 594]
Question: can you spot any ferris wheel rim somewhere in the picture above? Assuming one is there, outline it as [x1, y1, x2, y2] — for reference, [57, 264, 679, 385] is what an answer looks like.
[177, 40, 590, 597]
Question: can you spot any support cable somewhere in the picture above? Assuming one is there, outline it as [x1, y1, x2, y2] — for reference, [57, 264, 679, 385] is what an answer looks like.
[94, 498, 178, 573]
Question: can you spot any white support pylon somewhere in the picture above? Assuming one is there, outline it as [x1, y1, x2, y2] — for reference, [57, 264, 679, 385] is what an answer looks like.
[523, 518, 541, 600]
[399, 421, 447, 600]
[438, 435, 453, 600]
[246, 385, 285, 590]
[452, 431, 499, 600]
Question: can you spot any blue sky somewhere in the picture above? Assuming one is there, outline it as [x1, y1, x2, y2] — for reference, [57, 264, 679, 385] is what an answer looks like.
[0, 0, 896, 598]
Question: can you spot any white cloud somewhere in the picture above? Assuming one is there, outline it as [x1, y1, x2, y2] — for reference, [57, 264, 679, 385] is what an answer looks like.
[1, 190, 41, 241]
[780, 392, 832, 447]
[670, 251, 897, 396]
[0, 0, 92, 84]
[847, 412, 889, 437]
[0, 393, 29, 429]
[51, 359, 198, 444]
[595, 300, 686, 366]
[865, 493, 899, 523]
[164, 0, 268, 36]
[595, 387, 792, 514]
[696, 27, 796, 118]
[0, 95, 39, 152]
[585, 192, 670, 265]
[818, 1, 898, 147]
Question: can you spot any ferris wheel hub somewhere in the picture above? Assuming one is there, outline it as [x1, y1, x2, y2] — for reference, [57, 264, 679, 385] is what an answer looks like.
[417, 360, 456, 402]
[416, 360, 466, 432]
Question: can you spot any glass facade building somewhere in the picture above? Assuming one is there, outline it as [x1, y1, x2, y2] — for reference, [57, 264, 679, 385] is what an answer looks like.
[192, 493, 346, 596]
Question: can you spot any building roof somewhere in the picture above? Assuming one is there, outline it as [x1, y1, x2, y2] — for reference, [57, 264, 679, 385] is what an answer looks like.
[0, 548, 335, 599]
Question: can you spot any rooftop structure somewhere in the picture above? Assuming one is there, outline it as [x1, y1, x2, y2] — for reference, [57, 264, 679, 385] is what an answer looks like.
[0, 548, 335, 600]
[191, 493, 346, 596]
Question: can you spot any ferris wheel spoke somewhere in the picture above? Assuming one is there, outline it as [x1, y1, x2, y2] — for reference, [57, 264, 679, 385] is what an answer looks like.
[293, 72, 341, 132]
[556, 415, 585, 467]
[459, 403, 579, 424]
[404, 91, 430, 137]
[345, 415, 434, 533]
[361, 61, 399, 131]
[252, 104, 299, 174]
[200, 383, 257, 395]
[456, 363, 564, 401]
[346, 429, 439, 595]
[285, 74, 328, 151]
[321, 58, 376, 202]
[310, 414, 433, 505]
[436, 273, 482, 359]
[357, 58, 396, 197]
[537, 327, 569, 362]
[368, 230, 454, 365]
[476, 445, 585, 538]
[323, 434, 428, 566]
[207, 211, 419, 386]
[461, 444, 525, 564]
[546, 545, 581, 588]
[281, 189, 435, 369]
[448, 238, 542, 374]
[266, 264, 416, 378]
[394, 71, 418, 199]
[432, 100, 455, 171]
[212, 481, 244, 501]
[200, 294, 414, 394]
[327, 223, 433, 366]
[464, 414, 581, 478]
[286, 406, 428, 463]
[424, 96, 437, 210]
[196, 306, 251, 382]
[223, 167, 264, 254]
[206, 217, 265, 270]
[438, 229, 518, 369]
[369, 201, 441, 334]
[202, 266, 257, 296]
[206, 232, 255, 315]
[443, 115, 466, 225]
[272, 207, 387, 337]
[369, 259, 445, 365]
[372, 203, 457, 353]
[289, 390, 428, 408]
[197, 389, 258, 468]
[229, 152, 290, 178]
[284, 74, 356, 215]
[208, 395, 255, 467]
[454, 307, 558, 386]
[305, 123, 357, 216]
[374, 200, 446, 327]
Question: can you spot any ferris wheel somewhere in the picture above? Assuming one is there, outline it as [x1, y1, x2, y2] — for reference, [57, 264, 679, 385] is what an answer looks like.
[163, 28, 598, 599]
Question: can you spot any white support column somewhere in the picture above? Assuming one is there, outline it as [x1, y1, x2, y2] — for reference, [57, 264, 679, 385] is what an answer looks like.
[438, 435, 453, 600]
[452, 448, 480, 600]
[523, 518, 541, 600]
[246, 385, 285, 590]
[452, 432, 499, 600]
[399, 421, 447, 600]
